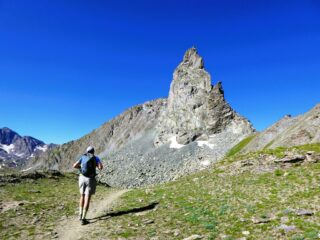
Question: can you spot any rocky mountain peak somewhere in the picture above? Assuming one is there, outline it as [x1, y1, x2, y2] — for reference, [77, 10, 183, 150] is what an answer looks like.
[0, 127, 54, 169]
[0, 127, 20, 145]
[181, 47, 204, 69]
[154, 48, 254, 146]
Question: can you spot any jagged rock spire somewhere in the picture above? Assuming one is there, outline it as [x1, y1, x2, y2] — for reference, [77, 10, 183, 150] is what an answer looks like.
[154, 48, 251, 146]
[181, 47, 204, 69]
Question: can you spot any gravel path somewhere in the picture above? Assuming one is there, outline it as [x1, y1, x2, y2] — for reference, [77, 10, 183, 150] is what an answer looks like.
[56, 189, 129, 240]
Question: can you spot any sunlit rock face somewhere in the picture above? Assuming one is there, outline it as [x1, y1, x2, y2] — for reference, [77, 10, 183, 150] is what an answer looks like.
[155, 47, 253, 146]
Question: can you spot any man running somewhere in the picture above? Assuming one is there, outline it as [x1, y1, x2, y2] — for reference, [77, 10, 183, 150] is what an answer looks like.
[73, 146, 103, 225]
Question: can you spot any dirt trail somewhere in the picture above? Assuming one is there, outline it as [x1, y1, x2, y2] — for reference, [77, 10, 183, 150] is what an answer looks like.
[55, 189, 129, 240]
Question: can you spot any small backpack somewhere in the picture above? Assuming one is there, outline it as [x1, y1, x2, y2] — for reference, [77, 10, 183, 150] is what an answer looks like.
[80, 153, 96, 178]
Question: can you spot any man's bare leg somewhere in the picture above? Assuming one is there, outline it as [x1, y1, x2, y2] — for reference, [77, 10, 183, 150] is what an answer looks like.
[79, 194, 84, 220]
[82, 194, 91, 220]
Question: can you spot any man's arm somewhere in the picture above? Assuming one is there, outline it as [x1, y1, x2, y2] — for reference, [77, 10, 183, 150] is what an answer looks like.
[73, 159, 81, 169]
[97, 162, 103, 170]
[96, 157, 103, 170]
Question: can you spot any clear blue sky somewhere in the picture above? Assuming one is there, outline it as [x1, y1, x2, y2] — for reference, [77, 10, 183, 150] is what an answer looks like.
[1, 0, 319, 144]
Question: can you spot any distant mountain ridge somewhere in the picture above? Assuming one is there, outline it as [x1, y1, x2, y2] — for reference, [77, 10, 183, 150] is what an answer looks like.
[30, 99, 166, 171]
[0, 127, 55, 169]
[240, 104, 320, 153]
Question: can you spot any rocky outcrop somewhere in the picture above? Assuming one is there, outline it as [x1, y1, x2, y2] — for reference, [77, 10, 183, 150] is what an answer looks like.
[155, 47, 240, 146]
[241, 104, 320, 153]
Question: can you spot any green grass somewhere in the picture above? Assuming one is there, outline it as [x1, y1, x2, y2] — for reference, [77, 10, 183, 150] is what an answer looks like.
[293, 143, 320, 152]
[226, 134, 256, 157]
[263, 140, 275, 149]
[222, 143, 320, 167]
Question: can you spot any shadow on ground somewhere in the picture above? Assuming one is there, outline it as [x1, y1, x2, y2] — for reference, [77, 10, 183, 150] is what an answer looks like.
[88, 202, 159, 223]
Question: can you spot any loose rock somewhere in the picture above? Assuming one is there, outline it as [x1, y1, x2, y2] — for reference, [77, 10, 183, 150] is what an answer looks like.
[173, 229, 180, 237]
[252, 213, 275, 224]
[274, 155, 305, 163]
[183, 235, 203, 240]
[295, 209, 314, 216]
[251, 217, 271, 224]
[280, 216, 289, 223]
[143, 219, 154, 225]
[277, 224, 296, 233]
[242, 231, 250, 235]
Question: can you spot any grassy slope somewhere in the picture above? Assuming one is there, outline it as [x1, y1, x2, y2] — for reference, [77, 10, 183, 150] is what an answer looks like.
[92, 143, 320, 239]
[1, 144, 320, 239]
[226, 134, 256, 157]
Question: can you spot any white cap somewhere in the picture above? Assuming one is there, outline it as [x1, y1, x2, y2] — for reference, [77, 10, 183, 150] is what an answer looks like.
[86, 146, 94, 153]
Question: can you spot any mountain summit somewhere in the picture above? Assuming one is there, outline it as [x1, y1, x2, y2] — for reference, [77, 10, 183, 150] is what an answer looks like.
[0, 127, 54, 169]
[155, 47, 253, 146]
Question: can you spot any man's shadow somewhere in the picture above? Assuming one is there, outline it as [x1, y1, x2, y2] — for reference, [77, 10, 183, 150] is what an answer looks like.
[87, 202, 159, 224]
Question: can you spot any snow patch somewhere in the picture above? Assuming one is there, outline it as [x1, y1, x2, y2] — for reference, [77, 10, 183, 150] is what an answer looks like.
[197, 141, 215, 149]
[21, 167, 33, 172]
[35, 145, 48, 152]
[200, 160, 210, 166]
[15, 152, 25, 157]
[0, 144, 15, 153]
[169, 136, 185, 149]
[142, 105, 147, 111]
